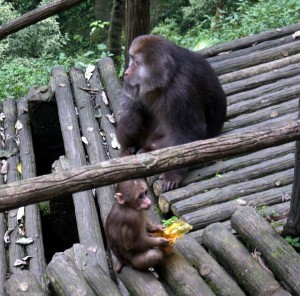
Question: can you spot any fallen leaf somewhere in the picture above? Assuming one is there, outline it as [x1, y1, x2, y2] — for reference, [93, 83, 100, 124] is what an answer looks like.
[102, 91, 109, 105]
[16, 237, 34, 245]
[110, 133, 121, 149]
[15, 120, 23, 131]
[106, 114, 115, 124]
[17, 163, 22, 175]
[292, 30, 300, 39]
[85, 65, 95, 81]
[4, 228, 14, 244]
[1, 159, 8, 174]
[81, 136, 89, 145]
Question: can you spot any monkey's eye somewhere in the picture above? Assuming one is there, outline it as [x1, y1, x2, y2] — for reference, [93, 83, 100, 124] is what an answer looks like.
[134, 60, 141, 66]
[137, 193, 144, 200]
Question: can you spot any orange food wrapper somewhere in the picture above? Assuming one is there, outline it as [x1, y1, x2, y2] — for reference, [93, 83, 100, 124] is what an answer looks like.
[153, 219, 193, 245]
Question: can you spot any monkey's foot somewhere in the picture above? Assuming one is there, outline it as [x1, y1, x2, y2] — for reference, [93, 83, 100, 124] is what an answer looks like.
[159, 172, 183, 192]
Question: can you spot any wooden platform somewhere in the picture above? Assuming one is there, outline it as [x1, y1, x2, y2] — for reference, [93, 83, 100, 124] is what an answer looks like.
[1, 22, 300, 295]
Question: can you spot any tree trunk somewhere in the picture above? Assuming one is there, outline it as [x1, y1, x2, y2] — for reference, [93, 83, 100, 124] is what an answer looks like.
[108, 0, 124, 63]
[124, 0, 150, 67]
[283, 100, 300, 236]
[0, 0, 85, 40]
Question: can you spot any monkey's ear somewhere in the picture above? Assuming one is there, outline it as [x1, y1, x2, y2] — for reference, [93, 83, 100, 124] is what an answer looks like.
[115, 192, 125, 204]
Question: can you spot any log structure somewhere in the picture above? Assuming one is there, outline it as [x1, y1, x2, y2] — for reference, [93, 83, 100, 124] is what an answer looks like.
[0, 22, 300, 295]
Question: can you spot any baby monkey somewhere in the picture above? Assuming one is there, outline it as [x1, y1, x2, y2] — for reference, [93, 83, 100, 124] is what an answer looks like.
[105, 179, 170, 272]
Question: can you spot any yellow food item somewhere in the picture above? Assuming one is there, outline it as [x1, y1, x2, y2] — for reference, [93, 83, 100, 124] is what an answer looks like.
[162, 220, 193, 245]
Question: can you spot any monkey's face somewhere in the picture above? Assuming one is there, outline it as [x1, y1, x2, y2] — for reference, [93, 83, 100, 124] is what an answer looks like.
[123, 35, 176, 100]
[116, 180, 152, 211]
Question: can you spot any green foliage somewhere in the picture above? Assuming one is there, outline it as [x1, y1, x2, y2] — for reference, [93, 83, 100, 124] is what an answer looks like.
[0, 45, 111, 100]
[0, 0, 68, 58]
[163, 216, 179, 226]
[152, 0, 300, 49]
[285, 236, 300, 249]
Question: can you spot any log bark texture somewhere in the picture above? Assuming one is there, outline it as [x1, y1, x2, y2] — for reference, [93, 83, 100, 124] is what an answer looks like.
[159, 153, 294, 213]
[156, 250, 215, 296]
[0, 120, 299, 212]
[3, 99, 24, 275]
[182, 184, 292, 230]
[231, 206, 300, 295]
[0, 0, 85, 40]
[202, 223, 291, 296]
[4, 271, 44, 296]
[17, 98, 47, 290]
[283, 100, 300, 236]
[199, 22, 300, 58]
[51, 66, 108, 273]
[176, 235, 246, 296]
[64, 244, 121, 296]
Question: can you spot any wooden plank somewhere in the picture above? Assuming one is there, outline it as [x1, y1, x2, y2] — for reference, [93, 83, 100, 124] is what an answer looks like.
[176, 236, 246, 296]
[182, 184, 292, 230]
[17, 97, 47, 289]
[172, 168, 293, 216]
[51, 66, 108, 271]
[232, 206, 300, 295]
[3, 99, 24, 275]
[199, 22, 300, 57]
[159, 153, 294, 213]
[203, 223, 291, 296]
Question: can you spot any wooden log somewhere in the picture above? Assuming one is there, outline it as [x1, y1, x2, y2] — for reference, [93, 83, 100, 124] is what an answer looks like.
[17, 98, 47, 290]
[172, 168, 293, 216]
[209, 36, 295, 64]
[227, 112, 298, 136]
[182, 184, 292, 230]
[176, 235, 246, 296]
[0, 0, 85, 40]
[51, 66, 108, 271]
[3, 99, 25, 275]
[190, 202, 290, 244]
[183, 142, 294, 186]
[223, 63, 300, 95]
[159, 153, 294, 213]
[283, 103, 300, 235]
[0, 120, 299, 212]
[227, 74, 300, 105]
[211, 40, 300, 75]
[220, 53, 300, 84]
[227, 84, 300, 119]
[46, 252, 97, 295]
[4, 270, 44, 296]
[156, 250, 215, 296]
[231, 206, 300, 295]
[202, 223, 291, 296]
[91, 66, 120, 160]
[0, 103, 6, 294]
[64, 244, 121, 296]
[70, 67, 115, 227]
[97, 57, 122, 115]
[199, 22, 300, 58]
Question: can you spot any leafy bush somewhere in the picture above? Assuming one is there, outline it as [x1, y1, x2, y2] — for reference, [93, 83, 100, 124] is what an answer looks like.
[0, 45, 111, 100]
[0, 0, 68, 58]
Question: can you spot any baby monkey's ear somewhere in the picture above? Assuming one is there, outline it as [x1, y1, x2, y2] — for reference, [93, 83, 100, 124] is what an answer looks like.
[115, 192, 125, 204]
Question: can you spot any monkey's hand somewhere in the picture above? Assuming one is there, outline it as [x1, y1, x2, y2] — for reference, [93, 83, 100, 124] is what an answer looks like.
[157, 237, 171, 247]
[147, 223, 165, 233]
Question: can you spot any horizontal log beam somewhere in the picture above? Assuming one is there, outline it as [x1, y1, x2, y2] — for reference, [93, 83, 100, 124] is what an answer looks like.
[0, 120, 299, 212]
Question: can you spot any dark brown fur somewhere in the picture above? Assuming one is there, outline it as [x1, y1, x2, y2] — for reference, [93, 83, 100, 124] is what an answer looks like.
[116, 35, 227, 192]
[105, 179, 169, 272]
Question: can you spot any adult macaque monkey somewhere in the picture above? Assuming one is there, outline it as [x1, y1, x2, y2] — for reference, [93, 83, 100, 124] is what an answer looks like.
[105, 179, 170, 272]
[116, 35, 227, 192]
